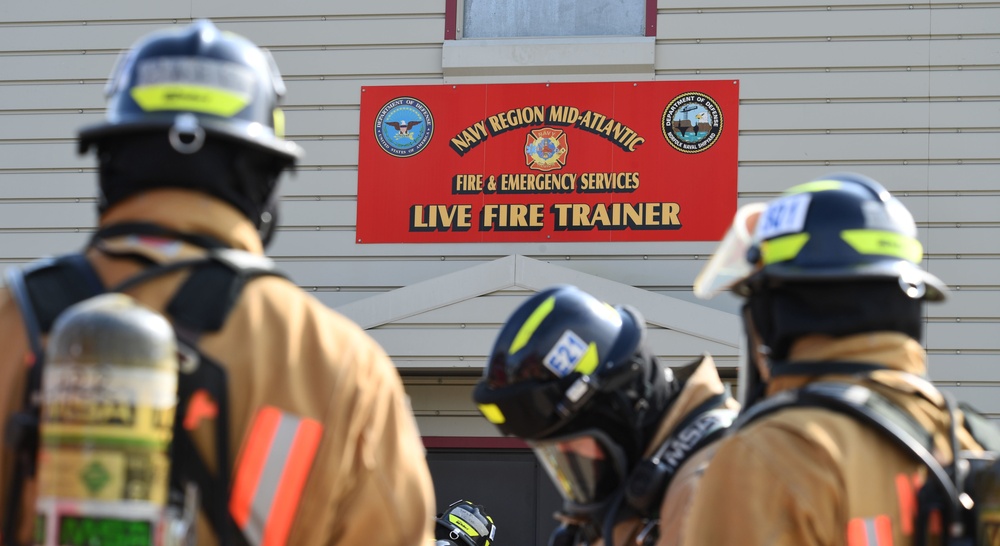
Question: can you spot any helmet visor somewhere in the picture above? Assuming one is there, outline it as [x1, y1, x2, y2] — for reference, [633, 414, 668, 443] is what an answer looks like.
[694, 202, 767, 299]
[530, 429, 626, 505]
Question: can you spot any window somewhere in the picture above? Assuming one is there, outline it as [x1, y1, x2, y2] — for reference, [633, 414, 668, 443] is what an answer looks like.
[443, 0, 657, 83]
[459, 0, 650, 39]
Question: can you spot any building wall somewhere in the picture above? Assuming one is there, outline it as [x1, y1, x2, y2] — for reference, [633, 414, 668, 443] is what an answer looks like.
[1, 0, 997, 540]
[0, 0, 996, 434]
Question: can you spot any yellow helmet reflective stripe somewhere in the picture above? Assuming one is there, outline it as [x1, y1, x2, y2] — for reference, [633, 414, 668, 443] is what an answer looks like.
[272, 108, 286, 138]
[761, 230, 922, 265]
[760, 233, 810, 265]
[449, 514, 480, 537]
[509, 296, 555, 354]
[573, 342, 600, 375]
[131, 84, 251, 117]
[477, 403, 505, 424]
[841, 229, 923, 263]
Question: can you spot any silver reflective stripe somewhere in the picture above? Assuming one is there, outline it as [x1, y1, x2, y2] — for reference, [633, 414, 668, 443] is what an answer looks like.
[242, 412, 302, 546]
[863, 518, 882, 546]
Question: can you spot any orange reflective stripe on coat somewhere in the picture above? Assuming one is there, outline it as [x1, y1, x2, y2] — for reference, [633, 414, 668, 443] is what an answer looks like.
[230, 406, 324, 546]
[895, 472, 918, 536]
[848, 515, 893, 546]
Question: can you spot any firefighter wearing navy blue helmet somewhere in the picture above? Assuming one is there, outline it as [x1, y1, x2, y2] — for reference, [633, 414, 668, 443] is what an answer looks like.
[474, 285, 737, 546]
[0, 20, 435, 546]
[684, 173, 992, 545]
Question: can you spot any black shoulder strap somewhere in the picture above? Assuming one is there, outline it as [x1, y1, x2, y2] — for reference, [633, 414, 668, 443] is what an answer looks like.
[622, 392, 737, 533]
[156, 250, 282, 546]
[5, 254, 106, 360]
[651, 392, 736, 477]
[6, 249, 283, 359]
[735, 382, 966, 540]
[166, 249, 284, 333]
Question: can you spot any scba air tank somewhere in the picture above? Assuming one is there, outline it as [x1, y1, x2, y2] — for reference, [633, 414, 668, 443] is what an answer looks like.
[35, 293, 178, 546]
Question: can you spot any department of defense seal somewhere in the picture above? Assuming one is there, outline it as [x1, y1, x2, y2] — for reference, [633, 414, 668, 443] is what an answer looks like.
[661, 92, 723, 154]
[375, 96, 434, 157]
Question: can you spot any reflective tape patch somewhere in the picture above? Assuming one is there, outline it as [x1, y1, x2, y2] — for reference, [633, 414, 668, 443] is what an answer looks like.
[895, 472, 917, 536]
[510, 296, 555, 354]
[477, 403, 505, 425]
[847, 515, 893, 546]
[131, 84, 250, 117]
[230, 406, 323, 546]
[760, 233, 810, 265]
[840, 229, 923, 263]
[130, 54, 255, 117]
[453, 505, 489, 536]
[273, 108, 286, 138]
[135, 57, 254, 95]
[573, 342, 599, 376]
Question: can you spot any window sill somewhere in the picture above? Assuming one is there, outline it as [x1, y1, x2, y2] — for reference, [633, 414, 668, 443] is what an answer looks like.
[442, 36, 655, 83]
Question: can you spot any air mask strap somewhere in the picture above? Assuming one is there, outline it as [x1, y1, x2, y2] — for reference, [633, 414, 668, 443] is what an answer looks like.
[740, 304, 769, 408]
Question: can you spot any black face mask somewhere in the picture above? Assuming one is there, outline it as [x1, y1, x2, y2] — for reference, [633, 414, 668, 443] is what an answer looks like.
[747, 279, 924, 362]
[95, 133, 288, 247]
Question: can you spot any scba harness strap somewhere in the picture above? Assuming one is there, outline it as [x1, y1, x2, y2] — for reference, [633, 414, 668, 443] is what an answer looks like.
[736, 381, 1000, 546]
[624, 392, 736, 520]
[2, 236, 285, 546]
[610, 392, 737, 546]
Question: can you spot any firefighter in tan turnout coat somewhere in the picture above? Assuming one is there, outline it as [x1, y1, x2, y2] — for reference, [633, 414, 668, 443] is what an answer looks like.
[0, 20, 434, 546]
[473, 285, 737, 546]
[684, 172, 989, 546]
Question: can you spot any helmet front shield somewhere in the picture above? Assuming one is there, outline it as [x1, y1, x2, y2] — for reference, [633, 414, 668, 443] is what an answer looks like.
[530, 429, 628, 506]
[694, 202, 766, 300]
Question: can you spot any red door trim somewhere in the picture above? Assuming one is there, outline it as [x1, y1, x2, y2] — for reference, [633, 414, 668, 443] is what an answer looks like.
[423, 436, 529, 449]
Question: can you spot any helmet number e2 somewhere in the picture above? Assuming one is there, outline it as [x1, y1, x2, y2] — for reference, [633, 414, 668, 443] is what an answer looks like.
[544, 330, 589, 378]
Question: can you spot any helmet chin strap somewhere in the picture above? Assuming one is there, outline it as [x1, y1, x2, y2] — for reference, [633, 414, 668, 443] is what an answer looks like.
[739, 304, 771, 408]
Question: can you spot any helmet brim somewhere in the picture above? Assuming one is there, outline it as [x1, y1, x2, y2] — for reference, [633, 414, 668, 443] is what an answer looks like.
[734, 259, 947, 301]
[78, 118, 304, 162]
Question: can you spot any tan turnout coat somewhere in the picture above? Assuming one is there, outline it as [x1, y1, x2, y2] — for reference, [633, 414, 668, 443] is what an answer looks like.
[0, 189, 436, 546]
[682, 332, 984, 546]
[590, 354, 738, 546]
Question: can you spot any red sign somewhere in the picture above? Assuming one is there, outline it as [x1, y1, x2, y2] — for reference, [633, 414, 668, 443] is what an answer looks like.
[357, 80, 738, 243]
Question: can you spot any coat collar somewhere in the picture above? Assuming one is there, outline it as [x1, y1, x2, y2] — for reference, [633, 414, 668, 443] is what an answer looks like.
[99, 189, 264, 255]
[766, 332, 938, 403]
[644, 353, 735, 457]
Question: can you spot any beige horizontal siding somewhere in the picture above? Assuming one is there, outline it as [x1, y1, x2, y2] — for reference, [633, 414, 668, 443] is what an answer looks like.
[0, 1, 995, 394]
[4, 196, 999, 234]
[8, 100, 996, 142]
[0, 1, 444, 22]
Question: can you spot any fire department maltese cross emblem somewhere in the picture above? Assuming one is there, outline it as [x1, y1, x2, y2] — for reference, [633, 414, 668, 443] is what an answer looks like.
[524, 128, 568, 172]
